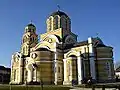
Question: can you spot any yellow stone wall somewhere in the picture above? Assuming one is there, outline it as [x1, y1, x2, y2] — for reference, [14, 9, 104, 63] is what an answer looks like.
[96, 47, 114, 82]
[40, 28, 62, 40]
[30, 50, 64, 84]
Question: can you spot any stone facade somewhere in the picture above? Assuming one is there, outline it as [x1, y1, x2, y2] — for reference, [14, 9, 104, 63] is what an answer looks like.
[10, 10, 115, 85]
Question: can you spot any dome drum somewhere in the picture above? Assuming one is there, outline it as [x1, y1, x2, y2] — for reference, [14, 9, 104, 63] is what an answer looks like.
[47, 10, 71, 32]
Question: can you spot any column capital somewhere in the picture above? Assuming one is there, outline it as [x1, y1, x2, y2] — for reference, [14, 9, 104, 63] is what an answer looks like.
[63, 59, 67, 62]
[77, 51, 82, 57]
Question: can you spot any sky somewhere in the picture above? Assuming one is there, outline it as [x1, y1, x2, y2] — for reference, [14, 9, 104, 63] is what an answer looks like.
[0, 0, 120, 67]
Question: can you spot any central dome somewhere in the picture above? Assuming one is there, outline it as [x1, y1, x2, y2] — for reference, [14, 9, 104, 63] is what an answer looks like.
[50, 10, 68, 17]
[27, 23, 36, 27]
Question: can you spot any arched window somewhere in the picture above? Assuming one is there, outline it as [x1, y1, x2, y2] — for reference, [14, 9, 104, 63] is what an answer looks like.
[32, 37, 34, 42]
[58, 66, 61, 73]
[66, 18, 71, 31]
[23, 39, 25, 43]
[49, 17, 52, 31]
[23, 47, 25, 54]
[106, 62, 111, 78]
[27, 29, 31, 32]
[23, 36, 27, 43]
[32, 29, 35, 32]
[26, 46, 27, 54]
[53, 16, 58, 30]
[30, 37, 32, 41]
[60, 15, 66, 30]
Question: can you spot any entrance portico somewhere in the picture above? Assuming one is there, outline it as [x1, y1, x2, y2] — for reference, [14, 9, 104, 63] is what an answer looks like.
[63, 52, 83, 85]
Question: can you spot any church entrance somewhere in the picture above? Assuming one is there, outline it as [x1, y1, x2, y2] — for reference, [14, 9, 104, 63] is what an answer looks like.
[67, 55, 78, 85]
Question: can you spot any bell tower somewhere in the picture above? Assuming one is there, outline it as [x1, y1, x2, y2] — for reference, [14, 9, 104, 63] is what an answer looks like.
[46, 10, 71, 33]
[21, 23, 38, 56]
[40, 10, 77, 45]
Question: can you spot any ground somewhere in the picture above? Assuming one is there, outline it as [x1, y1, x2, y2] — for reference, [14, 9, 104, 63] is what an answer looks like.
[0, 85, 71, 90]
[1, 83, 120, 90]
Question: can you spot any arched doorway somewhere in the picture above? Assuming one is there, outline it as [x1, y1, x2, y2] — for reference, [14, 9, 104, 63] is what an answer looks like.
[69, 55, 78, 84]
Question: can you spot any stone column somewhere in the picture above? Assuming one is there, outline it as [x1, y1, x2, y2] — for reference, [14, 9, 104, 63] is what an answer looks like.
[11, 55, 14, 83]
[88, 37, 96, 80]
[19, 56, 23, 84]
[63, 59, 67, 84]
[36, 61, 40, 82]
[69, 59, 72, 82]
[37, 70, 40, 82]
[28, 70, 32, 82]
[34, 69, 37, 81]
[77, 56, 82, 84]
[54, 52, 58, 85]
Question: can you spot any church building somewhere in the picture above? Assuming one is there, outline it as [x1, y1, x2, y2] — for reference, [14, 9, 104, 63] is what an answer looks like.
[10, 10, 115, 85]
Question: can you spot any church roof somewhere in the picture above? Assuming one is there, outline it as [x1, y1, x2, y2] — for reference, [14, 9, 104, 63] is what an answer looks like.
[74, 37, 106, 47]
[116, 66, 120, 72]
[74, 41, 88, 47]
[27, 23, 36, 27]
[50, 10, 68, 17]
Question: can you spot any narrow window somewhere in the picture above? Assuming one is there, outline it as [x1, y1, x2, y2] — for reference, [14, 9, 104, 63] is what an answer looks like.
[61, 15, 66, 29]
[23, 47, 25, 54]
[54, 16, 58, 30]
[49, 18, 52, 31]
[58, 66, 61, 73]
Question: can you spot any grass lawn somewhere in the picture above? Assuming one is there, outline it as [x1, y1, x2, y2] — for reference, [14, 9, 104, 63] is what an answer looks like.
[0, 85, 71, 90]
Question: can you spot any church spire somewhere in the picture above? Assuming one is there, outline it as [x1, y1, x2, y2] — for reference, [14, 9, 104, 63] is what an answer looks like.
[30, 20, 33, 24]
[57, 4, 60, 11]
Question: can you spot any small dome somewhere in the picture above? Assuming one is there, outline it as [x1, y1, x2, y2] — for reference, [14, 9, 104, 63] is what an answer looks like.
[95, 37, 104, 44]
[27, 23, 36, 27]
[25, 23, 36, 33]
[93, 37, 106, 47]
[50, 10, 68, 17]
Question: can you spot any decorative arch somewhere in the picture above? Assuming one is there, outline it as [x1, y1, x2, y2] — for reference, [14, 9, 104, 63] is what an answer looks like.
[14, 52, 21, 57]
[63, 34, 76, 44]
[69, 55, 77, 57]
[38, 46, 50, 50]
[12, 52, 21, 63]
[65, 50, 78, 58]
[34, 41, 52, 50]
[43, 34, 61, 43]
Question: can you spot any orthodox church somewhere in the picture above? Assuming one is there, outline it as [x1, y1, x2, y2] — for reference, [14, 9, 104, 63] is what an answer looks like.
[10, 10, 115, 85]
